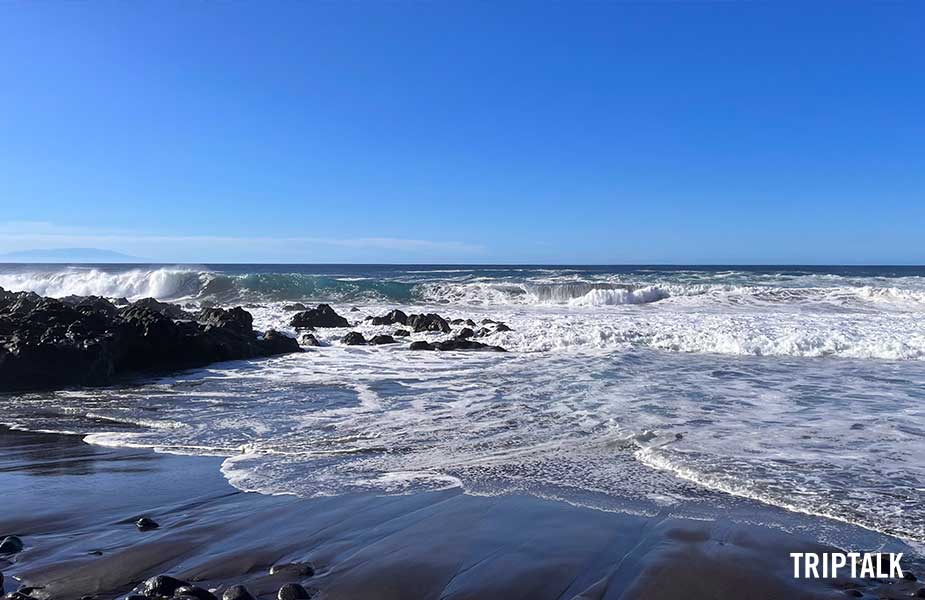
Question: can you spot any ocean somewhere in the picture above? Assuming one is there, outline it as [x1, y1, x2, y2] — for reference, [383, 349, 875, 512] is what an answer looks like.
[1, 263, 923, 550]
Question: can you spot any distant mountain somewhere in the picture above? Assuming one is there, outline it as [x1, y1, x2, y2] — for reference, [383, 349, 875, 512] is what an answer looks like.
[0, 248, 143, 263]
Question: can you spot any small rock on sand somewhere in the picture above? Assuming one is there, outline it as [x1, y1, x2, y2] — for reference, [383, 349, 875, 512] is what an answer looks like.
[277, 583, 312, 600]
[142, 575, 189, 597]
[135, 517, 159, 531]
[222, 585, 255, 600]
[174, 586, 218, 600]
[0, 536, 24, 555]
[270, 562, 315, 577]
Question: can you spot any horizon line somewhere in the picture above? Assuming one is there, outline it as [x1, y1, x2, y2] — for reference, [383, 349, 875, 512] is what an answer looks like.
[2, 261, 925, 268]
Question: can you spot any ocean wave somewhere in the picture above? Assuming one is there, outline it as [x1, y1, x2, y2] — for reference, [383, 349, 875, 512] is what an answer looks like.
[2, 266, 925, 314]
[415, 279, 925, 309]
[0, 267, 209, 300]
[0, 267, 416, 303]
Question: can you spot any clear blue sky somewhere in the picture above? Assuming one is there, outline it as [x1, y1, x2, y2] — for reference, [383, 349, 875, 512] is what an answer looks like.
[0, 2, 922, 264]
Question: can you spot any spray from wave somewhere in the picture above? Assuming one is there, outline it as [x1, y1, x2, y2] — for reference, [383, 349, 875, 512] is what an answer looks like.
[0, 267, 210, 300]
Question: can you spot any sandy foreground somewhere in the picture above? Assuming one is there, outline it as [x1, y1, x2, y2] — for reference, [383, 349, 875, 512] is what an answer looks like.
[0, 426, 922, 600]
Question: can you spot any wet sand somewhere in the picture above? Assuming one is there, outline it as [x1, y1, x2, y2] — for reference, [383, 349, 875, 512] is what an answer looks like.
[1, 427, 922, 600]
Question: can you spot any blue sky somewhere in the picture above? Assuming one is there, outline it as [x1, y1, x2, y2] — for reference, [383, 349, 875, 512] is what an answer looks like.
[0, 2, 922, 264]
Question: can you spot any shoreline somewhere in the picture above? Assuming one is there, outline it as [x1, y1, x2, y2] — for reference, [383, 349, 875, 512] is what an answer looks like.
[2, 427, 923, 600]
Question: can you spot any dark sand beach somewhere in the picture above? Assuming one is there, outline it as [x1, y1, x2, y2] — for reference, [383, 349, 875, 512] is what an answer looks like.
[2, 426, 922, 600]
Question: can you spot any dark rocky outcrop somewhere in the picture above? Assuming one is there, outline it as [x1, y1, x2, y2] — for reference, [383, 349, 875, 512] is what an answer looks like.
[457, 328, 475, 339]
[494, 322, 512, 332]
[0, 288, 302, 392]
[197, 307, 253, 334]
[290, 304, 349, 328]
[369, 309, 408, 326]
[341, 332, 367, 345]
[393, 329, 410, 337]
[410, 339, 505, 352]
[282, 303, 307, 312]
[369, 335, 396, 345]
[261, 330, 302, 354]
[59, 295, 120, 317]
[438, 339, 505, 352]
[407, 313, 451, 333]
[128, 298, 191, 320]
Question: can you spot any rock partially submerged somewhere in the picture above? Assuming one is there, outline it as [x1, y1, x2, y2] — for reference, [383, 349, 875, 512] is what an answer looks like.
[290, 304, 349, 328]
[407, 313, 451, 333]
[368, 309, 408, 326]
[369, 334, 396, 345]
[341, 332, 367, 345]
[298, 332, 321, 347]
[410, 339, 505, 352]
[0, 288, 301, 392]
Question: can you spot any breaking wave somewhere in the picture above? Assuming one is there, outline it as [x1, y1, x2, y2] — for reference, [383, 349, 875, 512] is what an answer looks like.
[0, 267, 209, 300]
[2, 266, 925, 312]
[0, 267, 416, 303]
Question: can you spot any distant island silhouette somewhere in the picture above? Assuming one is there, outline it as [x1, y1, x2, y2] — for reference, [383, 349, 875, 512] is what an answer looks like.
[0, 248, 142, 263]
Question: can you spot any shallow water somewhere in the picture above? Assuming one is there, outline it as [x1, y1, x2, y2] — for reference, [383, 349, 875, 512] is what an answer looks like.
[2, 264, 924, 548]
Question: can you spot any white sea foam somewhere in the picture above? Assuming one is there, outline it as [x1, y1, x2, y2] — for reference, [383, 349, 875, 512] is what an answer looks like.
[18, 344, 920, 544]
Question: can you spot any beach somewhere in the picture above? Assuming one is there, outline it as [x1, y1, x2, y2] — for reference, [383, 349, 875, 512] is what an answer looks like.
[2, 426, 921, 600]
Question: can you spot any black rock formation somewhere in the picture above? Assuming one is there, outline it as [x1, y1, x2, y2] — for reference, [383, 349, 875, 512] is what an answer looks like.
[342, 331, 368, 345]
[0, 288, 301, 392]
[290, 304, 349, 328]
